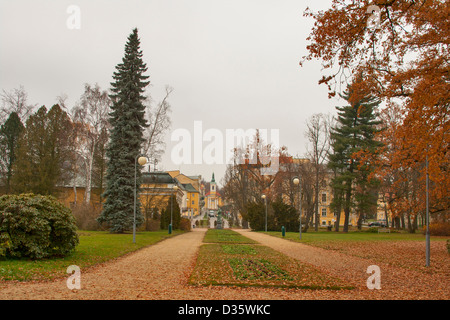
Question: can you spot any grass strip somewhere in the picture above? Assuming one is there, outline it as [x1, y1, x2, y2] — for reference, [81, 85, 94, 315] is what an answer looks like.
[0, 230, 184, 282]
[203, 229, 257, 244]
[262, 230, 442, 243]
[190, 229, 353, 290]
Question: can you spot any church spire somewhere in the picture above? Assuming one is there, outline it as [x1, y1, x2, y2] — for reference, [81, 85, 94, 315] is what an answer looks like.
[211, 172, 215, 183]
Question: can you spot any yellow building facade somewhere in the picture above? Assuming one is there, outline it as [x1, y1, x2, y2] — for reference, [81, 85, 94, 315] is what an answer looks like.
[315, 189, 357, 227]
[140, 171, 182, 216]
[167, 170, 201, 217]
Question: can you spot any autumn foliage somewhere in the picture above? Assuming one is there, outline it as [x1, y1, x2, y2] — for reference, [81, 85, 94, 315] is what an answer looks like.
[302, 0, 449, 222]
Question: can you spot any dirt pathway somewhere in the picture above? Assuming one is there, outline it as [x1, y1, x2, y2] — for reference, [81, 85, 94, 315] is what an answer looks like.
[0, 228, 208, 300]
[0, 228, 447, 300]
[234, 229, 449, 299]
[0, 228, 288, 300]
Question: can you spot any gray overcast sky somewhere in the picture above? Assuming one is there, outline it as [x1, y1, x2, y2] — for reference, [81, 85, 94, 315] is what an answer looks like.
[0, 0, 344, 186]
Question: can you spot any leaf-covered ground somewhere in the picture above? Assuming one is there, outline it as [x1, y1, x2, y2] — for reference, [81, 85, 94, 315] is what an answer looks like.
[324, 241, 450, 275]
[264, 231, 449, 276]
[0, 229, 448, 300]
[306, 240, 449, 276]
[238, 229, 449, 299]
[190, 243, 352, 289]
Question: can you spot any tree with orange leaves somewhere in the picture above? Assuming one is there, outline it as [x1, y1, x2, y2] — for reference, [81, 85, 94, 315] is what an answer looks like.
[302, 0, 449, 221]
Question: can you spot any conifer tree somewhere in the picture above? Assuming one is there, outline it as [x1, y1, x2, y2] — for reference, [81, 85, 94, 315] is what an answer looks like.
[328, 84, 382, 232]
[0, 112, 24, 193]
[160, 195, 181, 230]
[97, 28, 149, 233]
[12, 105, 72, 195]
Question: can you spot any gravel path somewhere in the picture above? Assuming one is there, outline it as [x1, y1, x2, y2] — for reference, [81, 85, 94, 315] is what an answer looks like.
[234, 229, 450, 300]
[0, 228, 447, 300]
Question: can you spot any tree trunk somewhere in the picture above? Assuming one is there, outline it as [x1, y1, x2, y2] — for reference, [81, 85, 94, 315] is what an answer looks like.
[304, 209, 314, 232]
[72, 163, 77, 206]
[314, 171, 319, 232]
[334, 202, 341, 232]
[84, 144, 95, 204]
[394, 216, 401, 229]
[343, 183, 352, 233]
[343, 208, 350, 232]
[413, 214, 418, 233]
[357, 211, 363, 230]
[73, 185, 77, 206]
[384, 201, 389, 228]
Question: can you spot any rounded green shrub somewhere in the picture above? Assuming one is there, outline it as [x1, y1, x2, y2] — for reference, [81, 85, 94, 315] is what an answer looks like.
[0, 193, 79, 259]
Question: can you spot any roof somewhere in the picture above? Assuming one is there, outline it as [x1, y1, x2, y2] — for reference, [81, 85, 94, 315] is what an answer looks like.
[205, 191, 221, 197]
[142, 172, 176, 184]
[167, 172, 200, 191]
[182, 183, 199, 193]
[166, 170, 180, 178]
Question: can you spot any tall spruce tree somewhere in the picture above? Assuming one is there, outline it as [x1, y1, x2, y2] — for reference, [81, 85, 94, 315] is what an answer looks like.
[0, 112, 24, 193]
[97, 28, 149, 233]
[328, 84, 382, 232]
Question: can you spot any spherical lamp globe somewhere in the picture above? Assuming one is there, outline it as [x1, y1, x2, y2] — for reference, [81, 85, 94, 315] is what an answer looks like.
[138, 156, 148, 166]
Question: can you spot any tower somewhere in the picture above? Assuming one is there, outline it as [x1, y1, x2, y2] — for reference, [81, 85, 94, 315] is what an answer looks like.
[210, 172, 216, 194]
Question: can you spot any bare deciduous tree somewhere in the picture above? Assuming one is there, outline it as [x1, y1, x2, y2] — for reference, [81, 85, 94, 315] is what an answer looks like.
[222, 131, 284, 228]
[142, 85, 173, 167]
[305, 113, 332, 231]
[0, 85, 36, 123]
[71, 83, 111, 203]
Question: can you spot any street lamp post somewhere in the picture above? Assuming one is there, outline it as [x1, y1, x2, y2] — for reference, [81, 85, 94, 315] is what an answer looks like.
[170, 185, 178, 234]
[133, 155, 148, 244]
[425, 155, 430, 267]
[261, 194, 267, 232]
[293, 176, 302, 240]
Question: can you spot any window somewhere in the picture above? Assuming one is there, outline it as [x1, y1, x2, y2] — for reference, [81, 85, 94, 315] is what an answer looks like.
[321, 208, 327, 217]
[192, 200, 195, 205]
[322, 193, 327, 203]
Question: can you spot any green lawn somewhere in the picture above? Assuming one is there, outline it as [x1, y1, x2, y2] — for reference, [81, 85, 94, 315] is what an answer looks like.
[0, 230, 184, 282]
[260, 230, 449, 274]
[261, 230, 440, 243]
[203, 228, 257, 244]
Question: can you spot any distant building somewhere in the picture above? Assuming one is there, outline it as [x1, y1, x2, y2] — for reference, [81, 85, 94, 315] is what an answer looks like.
[230, 156, 358, 228]
[204, 173, 223, 213]
[167, 170, 201, 217]
[140, 171, 181, 217]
